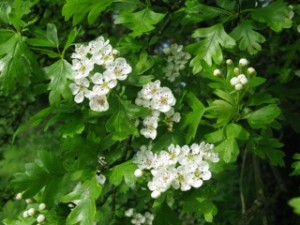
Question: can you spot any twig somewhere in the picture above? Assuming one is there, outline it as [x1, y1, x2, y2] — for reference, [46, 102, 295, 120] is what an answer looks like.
[239, 148, 247, 214]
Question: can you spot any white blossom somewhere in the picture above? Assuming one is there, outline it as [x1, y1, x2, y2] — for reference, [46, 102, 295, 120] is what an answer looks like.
[88, 94, 109, 112]
[69, 78, 91, 103]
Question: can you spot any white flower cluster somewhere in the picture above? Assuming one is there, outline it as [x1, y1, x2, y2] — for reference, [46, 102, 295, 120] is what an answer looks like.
[69, 36, 132, 112]
[162, 44, 191, 82]
[15, 194, 47, 224]
[133, 142, 219, 199]
[135, 80, 180, 139]
[125, 208, 154, 225]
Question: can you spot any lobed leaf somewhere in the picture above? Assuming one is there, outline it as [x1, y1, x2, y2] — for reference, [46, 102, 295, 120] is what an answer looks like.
[189, 23, 235, 73]
[231, 20, 266, 55]
[115, 8, 165, 37]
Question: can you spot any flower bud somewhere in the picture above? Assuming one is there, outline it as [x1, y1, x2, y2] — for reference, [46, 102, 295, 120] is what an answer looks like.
[37, 214, 45, 223]
[39, 203, 46, 211]
[28, 208, 35, 216]
[239, 58, 249, 66]
[134, 169, 143, 177]
[23, 211, 29, 218]
[226, 59, 233, 65]
[233, 67, 240, 75]
[230, 77, 239, 86]
[235, 83, 243, 91]
[15, 193, 23, 200]
[213, 69, 221, 76]
[151, 190, 161, 199]
[247, 67, 255, 75]
[25, 198, 32, 204]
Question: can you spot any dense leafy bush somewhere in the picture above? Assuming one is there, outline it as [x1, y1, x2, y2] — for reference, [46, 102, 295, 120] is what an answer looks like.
[0, 0, 300, 224]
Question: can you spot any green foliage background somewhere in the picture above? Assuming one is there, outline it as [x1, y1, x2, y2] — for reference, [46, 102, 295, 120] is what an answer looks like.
[0, 0, 300, 224]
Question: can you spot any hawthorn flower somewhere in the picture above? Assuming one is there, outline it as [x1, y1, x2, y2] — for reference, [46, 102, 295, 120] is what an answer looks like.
[131, 213, 146, 225]
[162, 43, 190, 82]
[88, 94, 109, 112]
[105, 57, 132, 80]
[151, 87, 176, 113]
[91, 72, 117, 95]
[133, 142, 218, 198]
[140, 80, 161, 99]
[69, 36, 132, 112]
[69, 78, 91, 103]
[71, 45, 90, 60]
[72, 58, 94, 79]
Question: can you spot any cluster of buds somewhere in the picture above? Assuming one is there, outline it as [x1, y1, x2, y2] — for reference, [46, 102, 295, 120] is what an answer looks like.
[214, 58, 256, 91]
[162, 44, 191, 82]
[69, 36, 132, 112]
[125, 208, 154, 225]
[15, 193, 46, 224]
[133, 142, 219, 199]
[135, 80, 180, 139]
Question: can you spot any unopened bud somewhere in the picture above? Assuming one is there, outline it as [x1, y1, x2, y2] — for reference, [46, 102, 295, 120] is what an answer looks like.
[234, 67, 240, 75]
[239, 58, 249, 66]
[25, 198, 32, 204]
[247, 67, 255, 75]
[213, 69, 221, 76]
[23, 211, 29, 218]
[39, 203, 46, 211]
[151, 190, 161, 199]
[28, 208, 35, 216]
[230, 77, 239, 86]
[37, 214, 45, 223]
[226, 59, 233, 65]
[235, 83, 243, 91]
[134, 169, 143, 177]
[15, 193, 23, 200]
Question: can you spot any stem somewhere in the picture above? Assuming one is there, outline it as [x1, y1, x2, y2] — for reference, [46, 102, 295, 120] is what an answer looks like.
[239, 148, 247, 214]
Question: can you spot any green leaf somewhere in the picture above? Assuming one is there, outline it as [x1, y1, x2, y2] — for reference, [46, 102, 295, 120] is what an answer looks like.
[253, 135, 285, 166]
[247, 76, 266, 88]
[291, 154, 300, 176]
[44, 59, 73, 106]
[115, 8, 165, 37]
[61, 177, 102, 203]
[62, 0, 113, 25]
[251, 1, 292, 32]
[106, 97, 139, 141]
[12, 151, 66, 206]
[182, 0, 221, 24]
[27, 23, 59, 48]
[225, 123, 249, 141]
[64, 27, 79, 52]
[188, 23, 235, 73]
[245, 104, 281, 129]
[180, 92, 206, 143]
[207, 99, 236, 127]
[0, 31, 37, 91]
[108, 160, 136, 187]
[153, 203, 181, 225]
[215, 137, 239, 163]
[289, 197, 300, 215]
[231, 20, 266, 55]
[66, 199, 96, 225]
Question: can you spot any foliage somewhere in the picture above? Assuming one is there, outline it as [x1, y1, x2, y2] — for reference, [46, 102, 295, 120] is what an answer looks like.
[0, 0, 300, 225]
